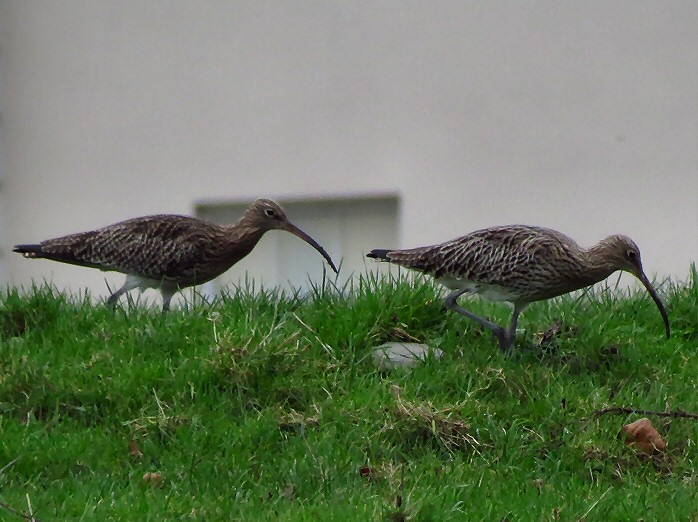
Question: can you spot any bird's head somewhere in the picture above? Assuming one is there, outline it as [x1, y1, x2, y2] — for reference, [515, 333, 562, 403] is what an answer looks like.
[600, 234, 645, 277]
[598, 234, 670, 338]
[243, 199, 338, 274]
[245, 199, 289, 231]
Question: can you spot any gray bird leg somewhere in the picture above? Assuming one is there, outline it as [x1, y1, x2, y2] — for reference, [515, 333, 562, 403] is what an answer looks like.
[160, 287, 176, 313]
[445, 288, 508, 346]
[106, 275, 142, 308]
[106, 291, 122, 308]
[497, 304, 525, 354]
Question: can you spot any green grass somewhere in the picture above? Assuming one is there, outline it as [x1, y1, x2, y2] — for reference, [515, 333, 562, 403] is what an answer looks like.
[0, 267, 696, 521]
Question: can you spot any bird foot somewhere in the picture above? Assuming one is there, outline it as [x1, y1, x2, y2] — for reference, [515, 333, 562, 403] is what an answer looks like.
[493, 328, 515, 355]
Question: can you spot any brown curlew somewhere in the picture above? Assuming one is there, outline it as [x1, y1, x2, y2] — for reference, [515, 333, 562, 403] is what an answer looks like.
[14, 199, 338, 312]
[367, 225, 670, 352]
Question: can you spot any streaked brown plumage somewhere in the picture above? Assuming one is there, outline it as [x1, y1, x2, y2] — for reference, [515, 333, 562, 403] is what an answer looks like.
[14, 199, 338, 312]
[367, 225, 670, 351]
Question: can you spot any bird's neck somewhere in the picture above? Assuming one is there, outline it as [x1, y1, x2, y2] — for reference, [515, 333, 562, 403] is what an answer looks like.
[231, 217, 266, 242]
[221, 220, 267, 260]
[580, 243, 620, 285]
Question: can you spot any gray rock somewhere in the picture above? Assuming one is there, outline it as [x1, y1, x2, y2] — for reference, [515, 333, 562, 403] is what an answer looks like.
[372, 342, 443, 370]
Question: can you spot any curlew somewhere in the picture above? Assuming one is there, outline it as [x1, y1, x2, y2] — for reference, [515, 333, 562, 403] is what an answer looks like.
[14, 199, 338, 312]
[367, 225, 670, 352]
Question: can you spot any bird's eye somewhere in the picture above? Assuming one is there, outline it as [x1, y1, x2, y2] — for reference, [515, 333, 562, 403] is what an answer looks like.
[264, 208, 276, 217]
[626, 250, 637, 259]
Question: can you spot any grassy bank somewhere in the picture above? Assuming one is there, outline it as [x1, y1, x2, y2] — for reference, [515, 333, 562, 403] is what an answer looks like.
[0, 268, 696, 520]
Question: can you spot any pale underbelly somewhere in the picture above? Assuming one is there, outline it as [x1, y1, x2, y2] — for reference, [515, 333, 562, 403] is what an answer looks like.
[435, 275, 519, 303]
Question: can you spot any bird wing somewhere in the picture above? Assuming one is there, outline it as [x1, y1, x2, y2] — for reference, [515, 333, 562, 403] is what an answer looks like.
[388, 225, 582, 286]
[35, 215, 214, 281]
[441, 226, 591, 302]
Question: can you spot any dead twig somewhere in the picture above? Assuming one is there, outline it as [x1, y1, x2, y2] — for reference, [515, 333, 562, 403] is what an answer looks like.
[0, 499, 42, 522]
[25, 495, 34, 522]
[577, 485, 612, 521]
[590, 407, 698, 420]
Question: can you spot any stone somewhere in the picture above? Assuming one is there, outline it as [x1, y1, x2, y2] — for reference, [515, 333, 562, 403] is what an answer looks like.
[372, 342, 443, 370]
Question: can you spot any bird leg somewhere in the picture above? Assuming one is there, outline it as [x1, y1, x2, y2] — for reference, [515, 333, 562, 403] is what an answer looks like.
[106, 275, 142, 309]
[497, 304, 525, 354]
[106, 291, 122, 308]
[108, 276, 177, 313]
[445, 288, 508, 347]
[160, 288, 176, 313]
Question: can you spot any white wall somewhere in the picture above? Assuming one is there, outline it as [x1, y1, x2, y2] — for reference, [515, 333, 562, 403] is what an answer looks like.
[1, 1, 696, 301]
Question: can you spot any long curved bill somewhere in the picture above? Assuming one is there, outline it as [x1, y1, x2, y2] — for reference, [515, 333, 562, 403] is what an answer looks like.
[283, 222, 339, 274]
[637, 271, 671, 338]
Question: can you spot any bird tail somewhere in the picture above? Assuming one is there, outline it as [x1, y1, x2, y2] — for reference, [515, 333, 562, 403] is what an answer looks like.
[13, 244, 44, 259]
[14, 241, 104, 269]
[366, 249, 392, 261]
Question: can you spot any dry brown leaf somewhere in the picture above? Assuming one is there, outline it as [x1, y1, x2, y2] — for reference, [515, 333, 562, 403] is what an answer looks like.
[143, 471, 165, 486]
[536, 320, 578, 346]
[359, 465, 375, 480]
[622, 417, 666, 454]
[129, 439, 144, 460]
